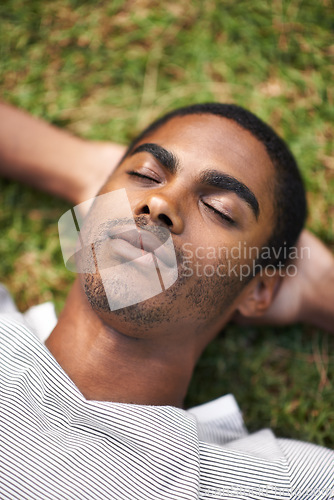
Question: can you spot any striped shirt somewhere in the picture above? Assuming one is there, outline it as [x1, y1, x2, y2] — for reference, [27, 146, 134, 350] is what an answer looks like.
[0, 317, 333, 500]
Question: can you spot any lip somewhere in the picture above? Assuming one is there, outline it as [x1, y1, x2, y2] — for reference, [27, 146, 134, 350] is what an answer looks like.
[110, 228, 175, 268]
[107, 238, 152, 265]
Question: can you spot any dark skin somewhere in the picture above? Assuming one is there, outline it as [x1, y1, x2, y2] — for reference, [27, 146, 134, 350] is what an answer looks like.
[46, 114, 282, 407]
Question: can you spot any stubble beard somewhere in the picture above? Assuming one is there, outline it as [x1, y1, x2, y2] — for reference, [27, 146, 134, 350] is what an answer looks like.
[82, 246, 246, 331]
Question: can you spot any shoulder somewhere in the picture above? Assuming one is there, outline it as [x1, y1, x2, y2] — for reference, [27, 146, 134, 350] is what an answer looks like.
[277, 437, 334, 498]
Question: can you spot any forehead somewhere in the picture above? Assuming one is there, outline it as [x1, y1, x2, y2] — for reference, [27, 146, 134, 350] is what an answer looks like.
[142, 114, 274, 184]
[139, 113, 276, 221]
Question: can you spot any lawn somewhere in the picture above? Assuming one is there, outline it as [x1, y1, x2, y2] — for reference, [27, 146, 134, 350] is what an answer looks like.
[0, 0, 333, 447]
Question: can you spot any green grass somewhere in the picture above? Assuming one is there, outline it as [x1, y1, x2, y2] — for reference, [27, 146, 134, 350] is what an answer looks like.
[0, 0, 333, 446]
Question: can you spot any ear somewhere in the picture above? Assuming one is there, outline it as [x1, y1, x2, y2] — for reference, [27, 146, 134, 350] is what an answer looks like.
[236, 270, 282, 318]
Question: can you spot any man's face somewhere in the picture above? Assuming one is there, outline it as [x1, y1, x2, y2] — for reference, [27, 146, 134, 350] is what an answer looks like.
[82, 114, 276, 338]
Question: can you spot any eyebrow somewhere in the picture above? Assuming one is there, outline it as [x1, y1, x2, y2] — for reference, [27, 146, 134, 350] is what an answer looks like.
[130, 143, 179, 175]
[130, 142, 259, 219]
[200, 170, 260, 219]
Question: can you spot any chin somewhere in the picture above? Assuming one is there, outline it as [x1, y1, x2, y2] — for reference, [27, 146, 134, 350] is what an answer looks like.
[81, 258, 244, 337]
[81, 270, 180, 334]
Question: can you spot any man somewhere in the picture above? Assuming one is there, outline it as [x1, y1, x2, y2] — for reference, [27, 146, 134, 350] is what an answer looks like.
[0, 102, 333, 499]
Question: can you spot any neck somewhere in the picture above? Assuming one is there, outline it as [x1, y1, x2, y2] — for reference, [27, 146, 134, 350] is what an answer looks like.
[45, 279, 200, 407]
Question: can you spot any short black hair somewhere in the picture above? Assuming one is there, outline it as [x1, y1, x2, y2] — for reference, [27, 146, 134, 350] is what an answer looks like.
[123, 103, 307, 268]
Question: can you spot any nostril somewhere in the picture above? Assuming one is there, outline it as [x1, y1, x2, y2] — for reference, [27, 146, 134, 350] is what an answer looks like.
[158, 214, 173, 226]
[142, 205, 150, 214]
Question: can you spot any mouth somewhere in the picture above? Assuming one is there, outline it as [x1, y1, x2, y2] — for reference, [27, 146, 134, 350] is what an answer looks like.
[109, 227, 175, 268]
[116, 227, 166, 249]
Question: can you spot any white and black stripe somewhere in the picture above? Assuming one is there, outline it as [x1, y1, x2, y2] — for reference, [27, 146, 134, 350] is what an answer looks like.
[0, 318, 333, 499]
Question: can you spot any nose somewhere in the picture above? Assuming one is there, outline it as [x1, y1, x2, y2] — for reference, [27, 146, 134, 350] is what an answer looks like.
[133, 193, 184, 234]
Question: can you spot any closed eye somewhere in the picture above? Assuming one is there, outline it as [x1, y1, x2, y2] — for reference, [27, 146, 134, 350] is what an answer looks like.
[127, 171, 160, 183]
[202, 201, 235, 225]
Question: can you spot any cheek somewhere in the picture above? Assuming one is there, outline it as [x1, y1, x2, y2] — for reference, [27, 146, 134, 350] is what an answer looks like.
[180, 255, 246, 322]
[99, 178, 123, 195]
[180, 233, 242, 265]
[178, 236, 261, 295]
[99, 178, 144, 211]
[244, 221, 274, 258]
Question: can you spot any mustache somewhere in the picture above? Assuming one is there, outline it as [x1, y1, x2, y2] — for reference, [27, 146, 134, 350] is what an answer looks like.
[76, 213, 187, 275]
[96, 215, 171, 246]
[91, 215, 186, 264]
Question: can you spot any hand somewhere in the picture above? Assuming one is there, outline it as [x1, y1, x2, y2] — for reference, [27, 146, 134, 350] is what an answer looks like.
[77, 141, 126, 206]
[0, 102, 126, 206]
[233, 230, 334, 333]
